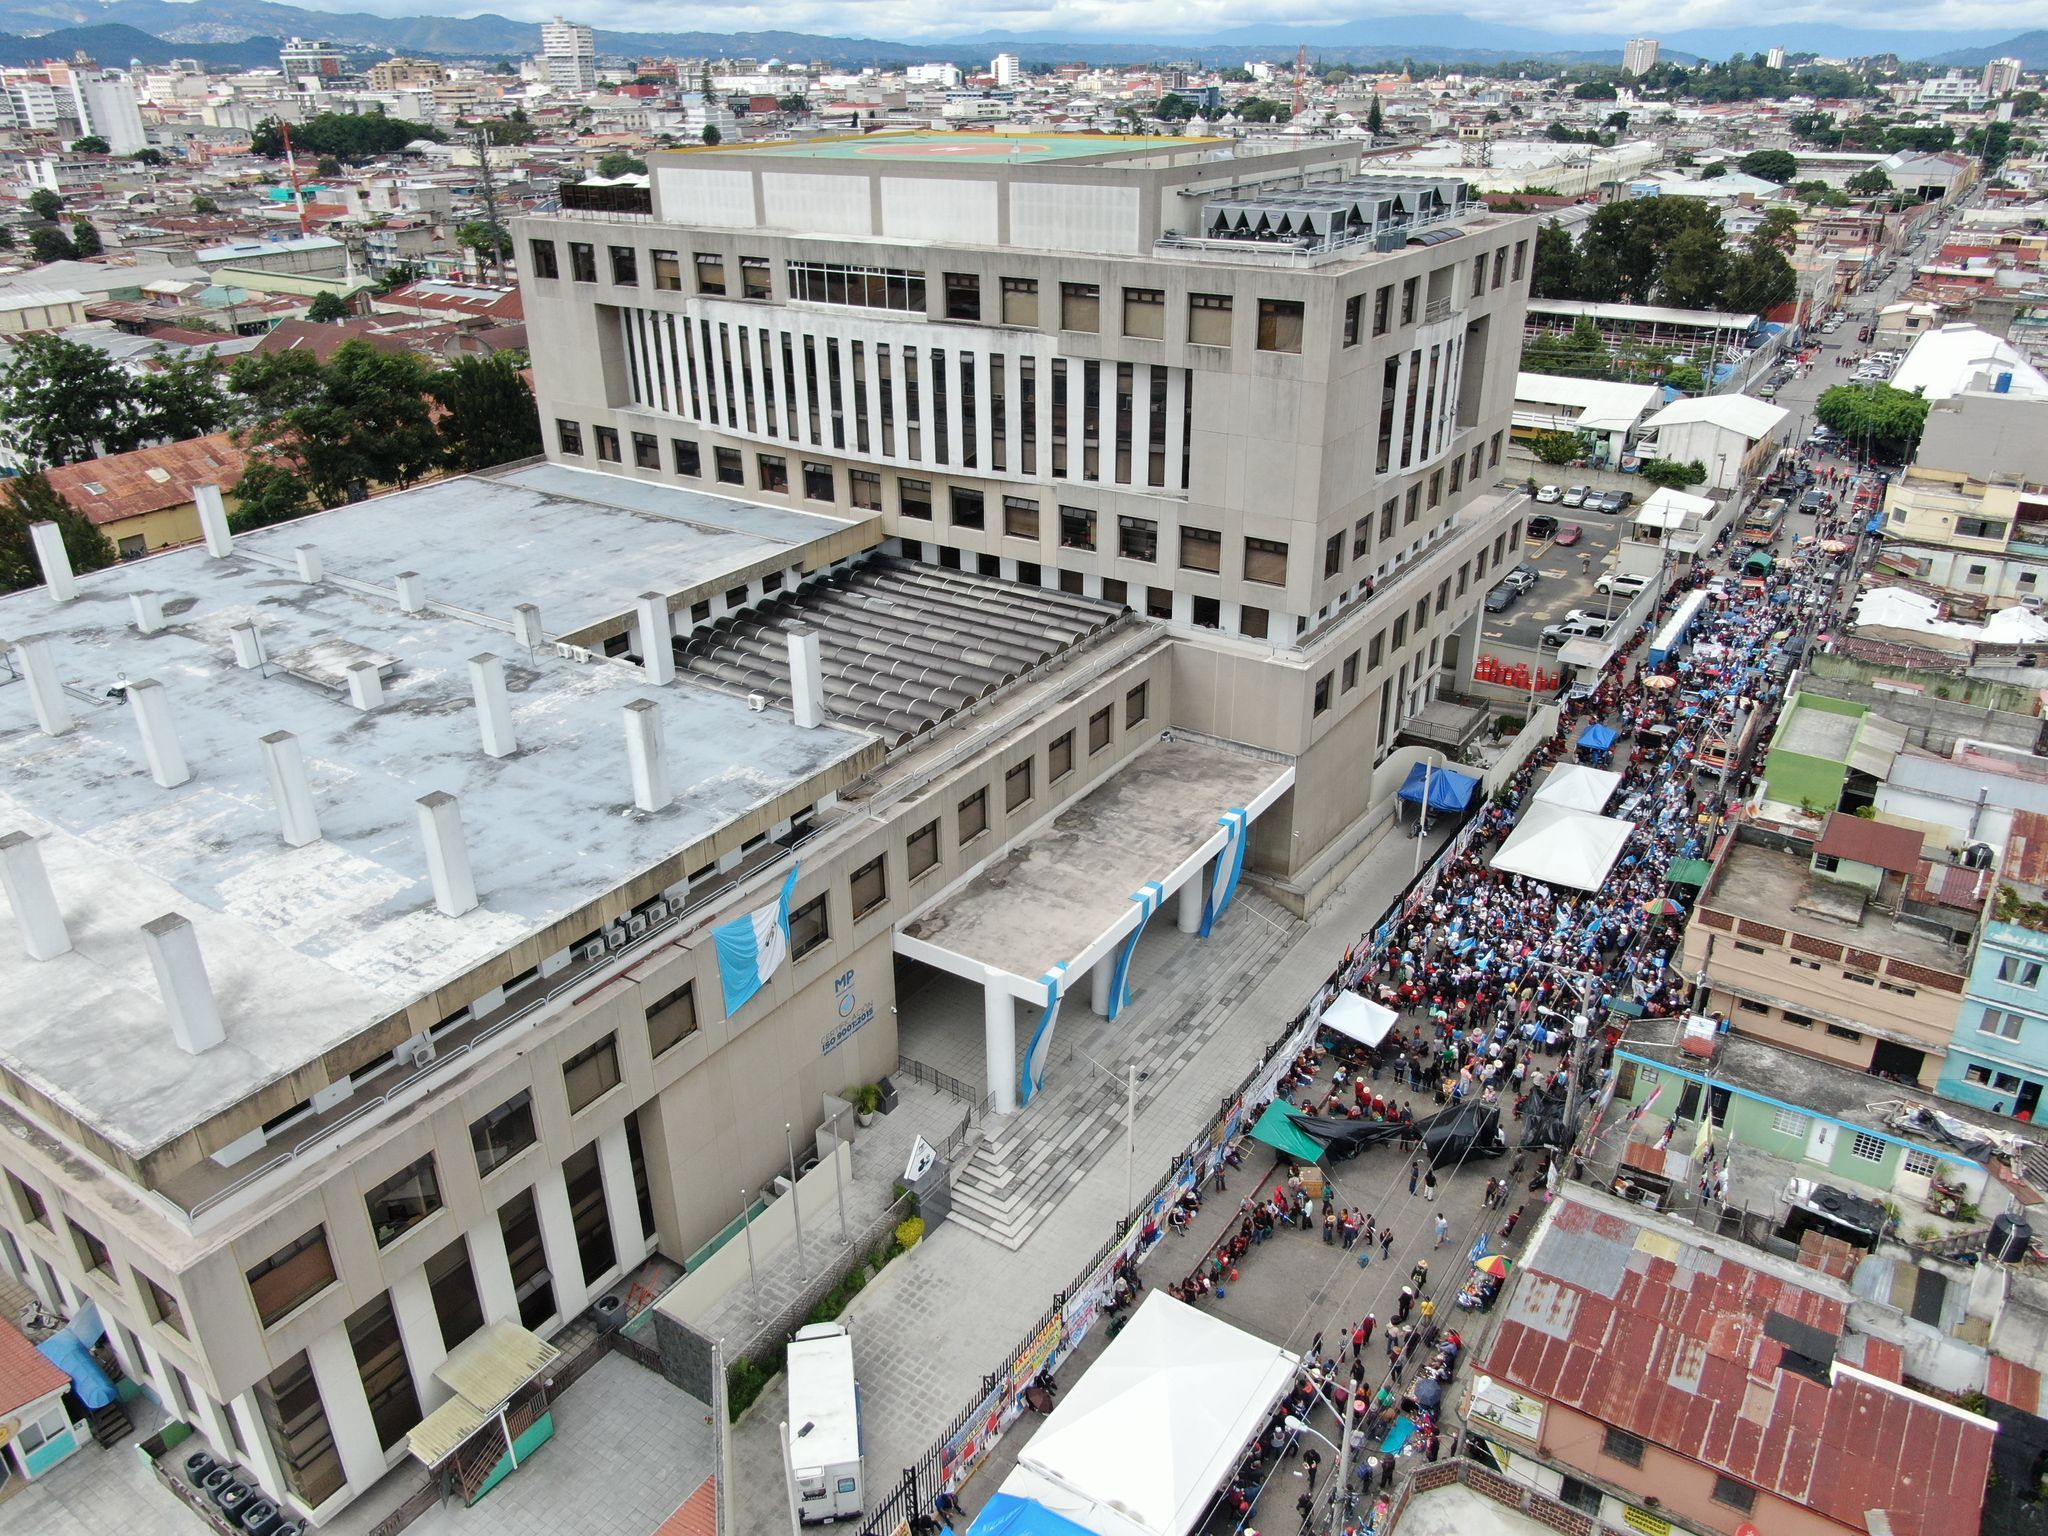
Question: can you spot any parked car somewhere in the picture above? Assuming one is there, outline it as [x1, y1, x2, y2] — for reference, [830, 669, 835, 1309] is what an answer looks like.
[1484, 583, 1517, 613]
[1535, 484, 1564, 503]
[1758, 384, 1779, 400]
[1540, 616, 1614, 648]
[1504, 563, 1540, 592]
[1527, 514, 1559, 540]
[1555, 522, 1583, 546]
[1605, 489, 1635, 510]
[1595, 571, 1650, 597]
[1585, 492, 1624, 514]
[1561, 485, 1590, 507]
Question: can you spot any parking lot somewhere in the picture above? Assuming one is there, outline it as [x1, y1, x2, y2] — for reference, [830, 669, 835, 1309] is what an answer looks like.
[1482, 499, 1634, 651]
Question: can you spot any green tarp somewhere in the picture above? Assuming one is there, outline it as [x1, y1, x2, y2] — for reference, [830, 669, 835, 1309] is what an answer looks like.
[1665, 858, 1713, 888]
[1250, 1100, 1327, 1164]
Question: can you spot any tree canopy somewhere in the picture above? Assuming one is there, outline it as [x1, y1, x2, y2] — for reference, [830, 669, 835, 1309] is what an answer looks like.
[71, 135, 109, 154]
[1528, 200, 1794, 317]
[249, 113, 444, 161]
[1529, 429, 1593, 466]
[0, 472, 116, 595]
[1640, 458, 1708, 489]
[1814, 383, 1929, 462]
[1738, 149, 1798, 183]
[0, 337, 230, 469]
[428, 354, 542, 473]
[305, 290, 351, 323]
[596, 151, 648, 178]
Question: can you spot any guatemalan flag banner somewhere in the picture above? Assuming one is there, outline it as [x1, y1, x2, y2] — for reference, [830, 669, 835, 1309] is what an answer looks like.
[713, 865, 801, 1017]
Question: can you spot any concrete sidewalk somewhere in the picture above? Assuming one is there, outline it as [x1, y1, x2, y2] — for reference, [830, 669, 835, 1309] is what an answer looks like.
[729, 809, 1459, 1536]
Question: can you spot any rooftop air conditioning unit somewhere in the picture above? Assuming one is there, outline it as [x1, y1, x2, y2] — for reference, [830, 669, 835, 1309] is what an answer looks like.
[574, 939, 606, 964]
[626, 914, 649, 939]
[748, 692, 768, 711]
[402, 1037, 437, 1070]
[604, 928, 628, 951]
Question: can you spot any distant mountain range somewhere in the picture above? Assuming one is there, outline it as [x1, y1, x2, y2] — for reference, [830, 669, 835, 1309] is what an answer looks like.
[0, 1, 2037, 73]
[0, 19, 280, 66]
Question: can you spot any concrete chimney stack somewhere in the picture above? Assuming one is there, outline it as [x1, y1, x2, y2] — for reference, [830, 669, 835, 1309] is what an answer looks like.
[623, 699, 672, 812]
[194, 484, 233, 557]
[258, 731, 321, 847]
[142, 913, 225, 1054]
[415, 792, 478, 917]
[11, 639, 72, 736]
[636, 592, 675, 685]
[512, 604, 545, 650]
[394, 571, 426, 613]
[787, 623, 825, 729]
[230, 622, 263, 670]
[0, 831, 70, 960]
[130, 591, 166, 635]
[469, 654, 516, 758]
[345, 659, 384, 711]
[28, 522, 76, 602]
[127, 679, 191, 788]
[294, 544, 323, 584]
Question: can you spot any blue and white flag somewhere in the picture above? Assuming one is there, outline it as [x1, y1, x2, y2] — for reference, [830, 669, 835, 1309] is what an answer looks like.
[713, 864, 801, 1018]
[1108, 881, 1165, 1020]
[1018, 961, 1070, 1108]
[1200, 808, 1250, 937]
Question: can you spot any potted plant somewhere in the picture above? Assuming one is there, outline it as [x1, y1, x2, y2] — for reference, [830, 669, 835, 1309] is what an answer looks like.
[853, 1083, 882, 1127]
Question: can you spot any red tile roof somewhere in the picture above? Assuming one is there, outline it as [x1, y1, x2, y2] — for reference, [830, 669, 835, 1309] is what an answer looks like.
[45, 432, 248, 525]
[1482, 1199, 1994, 1536]
[1815, 812, 1924, 876]
[0, 1321, 68, 1418]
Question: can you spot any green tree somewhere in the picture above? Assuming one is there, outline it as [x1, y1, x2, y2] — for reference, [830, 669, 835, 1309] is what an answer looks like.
[26, 188, 62, 221]
[306, 290, 352, 323]
[374, 262, 423, 295]
[596, 151, 648, 178]
[1578, 196, 1727, 305]
[1659, 225, 1729, 308]
[224, 459, 315, 533]
[456, 220, 512, 280]
[701, 125, 723, 146]
[1604, 111, 1631, 131]
[2015, 90, 2043, 119]
[314, 155, 343, 177]
[1815, 382, 1929, 460]
[0, 226, 12, 250]
[140, 356, 236, 442]
[428, 354, 542, 472]
[229, 350, 327, 420]
[1973, 120, 2014, 171]
[1847, 166, 1892, 196]
[1529, 429, 1593, 465]
[1698, 161, 1729, 178]
[249, 113, 443, 161]
[1572, 79, 1618, 100]
[128, 147, 166, 166]
[192, 193, 220, 214]
[69, 219, 102, 258]
[71, 135, 109, 154]
[0, 335, 148, 468]
[240, 341, 441, 506]
[1738, 149, 1799, 182]
[1661, 364, 1707, 393]
[1367, 96, 1384, 136]
[28, 227, 75, 264]
[1530, 218, 1579, 299]
[778, 92, 808, 113]
[0, 472, 116, 594]
[1639, 458, 1708, 489]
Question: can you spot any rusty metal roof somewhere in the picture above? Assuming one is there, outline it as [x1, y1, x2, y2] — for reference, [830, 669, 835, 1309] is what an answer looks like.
[45, 432, 247, 526]
[1815, 812, 1924, 876]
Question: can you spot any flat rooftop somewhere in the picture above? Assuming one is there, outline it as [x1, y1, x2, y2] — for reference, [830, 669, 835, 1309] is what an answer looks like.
[709, 131, 1221, 164]
[900, 736, 1287, 983]
[0, 471, 878, 1162]
[1706, 837, 1968, 972]
[1776, 703, 1859, 761]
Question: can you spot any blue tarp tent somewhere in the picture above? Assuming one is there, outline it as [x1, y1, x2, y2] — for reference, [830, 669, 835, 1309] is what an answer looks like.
[1578, 723, 1618, 753]
[37, 1331, 116, 1410]
[968, 1494, 1105, 1536]
[1397, 762, 1478, 813]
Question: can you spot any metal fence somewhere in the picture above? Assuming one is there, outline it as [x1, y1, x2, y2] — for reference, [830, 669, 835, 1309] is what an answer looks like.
[896, 1054, 989, 1113]
[728, 1189, 919, 1370]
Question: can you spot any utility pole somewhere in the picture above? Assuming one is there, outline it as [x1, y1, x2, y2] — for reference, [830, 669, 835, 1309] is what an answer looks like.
[470, 124, 505, 283]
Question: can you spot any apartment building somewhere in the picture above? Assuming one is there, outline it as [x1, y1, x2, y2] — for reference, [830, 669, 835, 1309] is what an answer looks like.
[516, 132, 1536, 888]
[1683, 821, 1974, 1088]
[1938, 809, 2048, 1120]
[540, 17, 597, 94]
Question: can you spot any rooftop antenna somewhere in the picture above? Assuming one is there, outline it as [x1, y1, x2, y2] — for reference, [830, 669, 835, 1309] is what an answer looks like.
[279, 119, 310, 235]
[1292, 44, 1308, 119]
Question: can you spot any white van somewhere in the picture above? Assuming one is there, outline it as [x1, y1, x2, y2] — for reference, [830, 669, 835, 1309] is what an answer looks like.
[786, 1322, 863, 1522]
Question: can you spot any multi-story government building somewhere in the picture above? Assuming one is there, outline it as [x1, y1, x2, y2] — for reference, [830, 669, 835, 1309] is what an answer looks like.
[0, 132, 1531, 1525]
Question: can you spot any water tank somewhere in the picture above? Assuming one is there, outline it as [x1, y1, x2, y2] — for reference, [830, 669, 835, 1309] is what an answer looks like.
[1988, 1212, 2033, 1263]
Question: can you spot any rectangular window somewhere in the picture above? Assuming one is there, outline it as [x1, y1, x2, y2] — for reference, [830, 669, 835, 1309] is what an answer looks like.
[1244, 537, 1288, 586]
[347, 1292, 421, 1451]
[499, 1186, 556, 1330]
[256, 1352, 345, 1506]
[672, 438, 700, 476]
[1342, 652, 1359, 691]
[900, 477, 932, 521]
[788, 262, 925, 311]
[1902, 1148, 1939, 1176]
[1125, 682, 1149, 729]
[1401, 277, 1418, 325]
[365, 1153, 442, 1247]
[1342, 294, 1362, 347]
[1181, 526, 1222, 572]
[1147, 585, 1172, 619]
[757, 453, 788, 493]
[803, 461, 834, 502]
[1324, 532, 1343, 578]
[246, 1228, 337, 1328]
[1602, 1428, 1646, 1467]
[563, 1034, 621, 1114]
[1001, 276, 1039, 327]
[1369, 632, 1384, 668]
[609, 245, 638, 286]
[528, 239, 559, 279]
[1241, 605, 1268, 639]
[140, 1270, 185, 1336]
[647, 981, 698, 1057]
[1123, 287, 1164, 340]
[907, 819, 940, 880]
[632, 431, 660, 470]
[1089, 706, 1113, 754]
[851, 856, 887, 919]
[1313, 673, 1333, 717]
[849, 469, 881, 510]
[1999, 955, 2044, 987]
[1004, 495, 1040, 540]
[1980, 1009, 2026, 1040]
[951, 488, 985, 530]
[1849, 1131, 1887, 1163]
[1189, 292, 1233, 347]
[944, 272, 981, 321]
[471, 1089, 537, 1176]
[70, 1220, 110, 1274]
[1513, 239, 1528, 281]
[959, 787, 989, 845]
[595, 426, 621, 463]
[556, 419, 583, 456]
[788, 894, 829, 960]
[1711, 1477, 1756, 1514]
[1256, 298, 1305, 353]
[715, 447, 743, 485]
[1373, 284, 1392, 335]
[563, 1141, 616, 1286]
[568, 242, 597, 283]
[1049, 730, 1074, 783]
[651, 249, 681, 290]
[694, 253, 726, 294]
[425, 1235, 483, 1351]
[740, 255, 772, 300]
[1004, 760, 1033, 814]
[1061, 282, 1100, 332]
[1772, 1105, 1812, 1137]
[1118, 516, 1158, 562]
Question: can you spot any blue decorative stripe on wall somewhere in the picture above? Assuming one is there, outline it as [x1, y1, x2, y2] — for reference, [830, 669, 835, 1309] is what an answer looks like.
[1018, 960, 1071, 1107]
[1108, 881, 1165, 1020]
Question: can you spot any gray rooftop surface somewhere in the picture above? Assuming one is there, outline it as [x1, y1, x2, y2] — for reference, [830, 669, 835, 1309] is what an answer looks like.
[1706, 837, 1967, 971]
[900, 736, 1287, 982]
[1777, 704, 1859, 762]
[0, 473, 875, 1159]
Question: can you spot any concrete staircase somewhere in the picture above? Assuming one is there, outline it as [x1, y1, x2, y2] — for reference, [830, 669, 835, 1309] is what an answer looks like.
[946, 892, 1302, 1250]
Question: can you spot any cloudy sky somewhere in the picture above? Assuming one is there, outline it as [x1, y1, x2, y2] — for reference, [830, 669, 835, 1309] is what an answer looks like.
[267, 0, 2022, 43]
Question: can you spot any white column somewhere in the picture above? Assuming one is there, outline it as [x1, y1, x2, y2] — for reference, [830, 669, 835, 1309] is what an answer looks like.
[863, 336, 886, 457]
[142, 913, 224, 1054]
[415, 792, 478, 917]
[946, 349, 966, 470]
[468, 1216, 519, 1326]
[530, 1163, 588, 1318]
[636, 592, 675, 685]
[187, 1393, 241, 1466]
[12, 638, 71, 736]
[623, 699, 672, 813]
[1090, 954, 1115, 1018]
[0, 831, 70, 960]
[258, 731, 321, 847]
[786, 625, 824, 729]
[28, 521, 76, 601]
[129, 678, 190, 788]
[131, 590, 166, 634]
[469, 654, 516, 759]
[597, 1121, 646, 1267]
[1177, 861, 1206, 935]
[388, 1265, 450, 1412]
[985, 975, 1018, 1115]
[305, 1321, 387, 1494]
[790, 329, 814, 447]
[195, 484, 232, 557]
[512, 603, 545, 651]
[229, 1388, 290, 1497]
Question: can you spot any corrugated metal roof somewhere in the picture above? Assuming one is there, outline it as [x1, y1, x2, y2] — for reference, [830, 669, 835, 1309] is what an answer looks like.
[1847, 714, 1909, 777]
[406, 1320, 560, 1467]
[45, 432, 247, 526]
[1815, 812, 1923, 876]
[2008, 809, 2048, 888]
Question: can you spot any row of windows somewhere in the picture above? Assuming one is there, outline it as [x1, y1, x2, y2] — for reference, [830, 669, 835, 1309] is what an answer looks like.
[532, 237, 1524, 353]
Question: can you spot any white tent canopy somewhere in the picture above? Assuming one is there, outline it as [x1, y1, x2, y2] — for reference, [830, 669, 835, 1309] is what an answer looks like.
[1319, 990, 1399, 1048]
[1488, 801, 1637, 891]
[1002, 1292, 1299, 1536]
[1534, 764, 1622, 814]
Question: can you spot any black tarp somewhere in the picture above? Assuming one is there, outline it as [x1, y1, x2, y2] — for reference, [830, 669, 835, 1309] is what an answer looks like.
[1293, 1100, 1506, 1166]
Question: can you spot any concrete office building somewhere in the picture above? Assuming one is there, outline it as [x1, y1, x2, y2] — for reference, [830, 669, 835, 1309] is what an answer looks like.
[279, 39, 347, 87]
[68, 71, 148, 156]
[1984, 57, 2024, 99]
[1622, 38, 1661, 76]
[518, 132, 1535, 896]
[540, 17, 597, 94]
